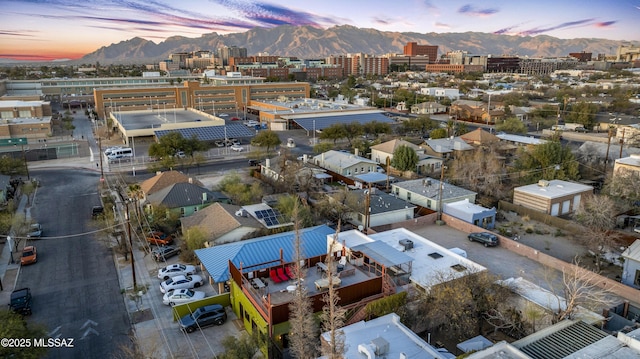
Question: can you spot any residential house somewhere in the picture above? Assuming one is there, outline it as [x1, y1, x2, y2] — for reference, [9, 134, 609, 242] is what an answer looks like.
[511, 106, 532, 123]
[312, 150, 379, 182]
[391, 178, 477, 212]
[422, 137, 474, 159]
[513, 180, 593, 216]
[450, 102, 505, 124]
[340, 188, 416, 229]
[179, 202, 262, 246]
[145, 182, 221, 217]
[444, 199, 496, 229]
[497, 132, 547, 147]
[140, 170, 203, 200]
[371, 139, 443, 174]
[321, 313, 453, 359]
[259, 157, 328, 190]
[621, 240, 640, 288]
[410, 101, 447, 115]
[460, 128, 500, 147]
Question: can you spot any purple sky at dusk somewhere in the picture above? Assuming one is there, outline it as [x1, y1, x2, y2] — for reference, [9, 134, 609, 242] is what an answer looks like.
[1, 0, 638, 61]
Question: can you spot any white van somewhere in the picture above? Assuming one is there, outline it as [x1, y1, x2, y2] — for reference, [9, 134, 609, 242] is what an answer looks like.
[107, 147, 133, 161]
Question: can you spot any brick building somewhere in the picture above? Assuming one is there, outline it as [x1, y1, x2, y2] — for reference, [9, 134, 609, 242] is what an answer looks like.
[403, 42, 438, 63]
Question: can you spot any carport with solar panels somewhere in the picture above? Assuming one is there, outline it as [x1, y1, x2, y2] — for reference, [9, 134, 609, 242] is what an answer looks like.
[287, 113, 396, 135]
[154, 124, 256, 144]
[255, 208, 287, 227]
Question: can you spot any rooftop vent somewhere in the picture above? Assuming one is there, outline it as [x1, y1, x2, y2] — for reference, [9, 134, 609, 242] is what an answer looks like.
[537, 180, 550, 187]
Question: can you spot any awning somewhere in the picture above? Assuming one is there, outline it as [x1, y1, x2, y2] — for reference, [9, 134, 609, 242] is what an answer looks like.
[351, 241, 413, 268]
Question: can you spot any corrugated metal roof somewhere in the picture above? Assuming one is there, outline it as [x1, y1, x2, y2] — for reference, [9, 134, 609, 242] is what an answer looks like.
[293, 113, 394, 131]
[195, 225, 335, 283]
[516, 321, 608, 359]
[351, 240, 413, 268]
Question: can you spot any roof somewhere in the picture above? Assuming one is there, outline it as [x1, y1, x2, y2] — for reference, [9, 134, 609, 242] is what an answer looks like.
[615, 154, 640, 167]
[514, 180, 593, 199]
[291, 112, 395, 132]
[195, 225, 335, 283]
[321, 313, 450, 359]
[370, 139, 420, 154]
[497, 133, 547, 145]
[313, 150, 377, 169]
[179, 202, 262, 238]
[351, 241, 413, 268]
[423, 137, 474, 153]
[460, 128, 499, 145]
[241, 203, 293, 229]
[349, 189, 415, 215]
[146, 182, 217, 208]
[513, 320, 609, 359]
[622, 240, 640, 261]
[368, 228, 486, 289]
[444, 199, 495, 216]
[392, 178, 477, 201]
[141, 171, 202, 195]
[352, 172, 392, 184]
[155, 124, 255, 141]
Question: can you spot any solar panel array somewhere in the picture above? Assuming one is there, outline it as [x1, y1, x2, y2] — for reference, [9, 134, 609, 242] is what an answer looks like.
[293, 113, 395, 131]
[255, 208, 287, 227]
[154, 124, 255, 141]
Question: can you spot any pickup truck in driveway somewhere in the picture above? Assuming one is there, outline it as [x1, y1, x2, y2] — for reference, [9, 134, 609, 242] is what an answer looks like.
[9, 288, 32, 315]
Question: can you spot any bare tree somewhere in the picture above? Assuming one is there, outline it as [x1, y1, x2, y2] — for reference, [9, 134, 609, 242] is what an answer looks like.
[573, 194, 620, 269]
[545, 259, 615, 322]
[320, 220, 346, 359]
[603, 169, 640, 205]
[449, 145, 506, 200]
[288, 202, 318, 359]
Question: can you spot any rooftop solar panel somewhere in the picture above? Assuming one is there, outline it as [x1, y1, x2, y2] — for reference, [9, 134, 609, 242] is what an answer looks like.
[293, 113, 395, 132]
[155, 124, 255, 141]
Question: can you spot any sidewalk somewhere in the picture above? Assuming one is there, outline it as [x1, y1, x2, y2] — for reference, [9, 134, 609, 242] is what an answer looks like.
[0, 194, 30, 303]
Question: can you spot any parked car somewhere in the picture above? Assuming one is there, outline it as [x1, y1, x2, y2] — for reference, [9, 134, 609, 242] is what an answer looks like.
[467, 232, 499, 247]
[230, 117, 241, 121]
[91, 206, 104, 218]
[230, 144, 244, 152]
[9, 288, 32, 315]
[27, 223, 42, 238]
[244, 120, 259, 127]
[21, 246, 37, 265]
[179, 304, 227, 333]
[214, 141, 225, 147]
[218, 113, 228, 117]
[248, 159, 260, 166]
[147, 231, 174, 246]
[152, 246, 181, 262]
[160, 274, 204, 294]
[162, 288, 206, 306]
[175, 151, 186, 159]
[231, 139, 241, 146]
[158, 263, 196, 280]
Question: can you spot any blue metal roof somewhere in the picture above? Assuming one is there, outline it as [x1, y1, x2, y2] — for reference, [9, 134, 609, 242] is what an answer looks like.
[293, 113, 395, 131]
[155, 124, 255, 141]
[195, 225, 335, 283]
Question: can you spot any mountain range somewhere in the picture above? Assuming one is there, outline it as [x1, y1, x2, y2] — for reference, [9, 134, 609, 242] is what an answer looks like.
[78, 25, 635, 65]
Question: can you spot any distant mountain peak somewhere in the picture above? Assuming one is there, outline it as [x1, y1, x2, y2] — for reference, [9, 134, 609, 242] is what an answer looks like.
[76, 25, 635, 65]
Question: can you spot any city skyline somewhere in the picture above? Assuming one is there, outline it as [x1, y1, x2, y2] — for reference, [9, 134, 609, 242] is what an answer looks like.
[1, 0, 638, 62]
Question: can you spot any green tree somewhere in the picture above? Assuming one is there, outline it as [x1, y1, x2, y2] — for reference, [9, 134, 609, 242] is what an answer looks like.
[217, 173, 264, 205]
[320, 124, 347, 144]
[0, 156, 27, 175]
[148, 132, 205, 165]
[342, 122, 363, 146]
[513, 140, 579, 183]
[251, 130, 281, 155]
[0, 310, 48, 359]
[313, 142, 334, 154]
[391, 145, 419, 172]
[429, 128, 447, 139]
[218, 332, 262, 359]
[496, 117, 528, 134]
[565, 101, 599, 129]
[183, 226, 208, 251]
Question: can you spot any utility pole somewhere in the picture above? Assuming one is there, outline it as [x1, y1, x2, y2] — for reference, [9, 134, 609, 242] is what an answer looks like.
[619, 128, 625, 159]
[98, 137, 104, 180]
[437, 164, 446, 222]
[364, 184, 371, 233]
[125, 202, 137, 289]
[604, 127, 614, 173]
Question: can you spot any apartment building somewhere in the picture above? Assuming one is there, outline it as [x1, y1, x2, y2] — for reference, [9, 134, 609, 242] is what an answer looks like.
[403, 42, 438, 63]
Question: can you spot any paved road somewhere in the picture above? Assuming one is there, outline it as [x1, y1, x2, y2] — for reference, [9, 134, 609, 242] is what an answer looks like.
[20, 168, 131, 359]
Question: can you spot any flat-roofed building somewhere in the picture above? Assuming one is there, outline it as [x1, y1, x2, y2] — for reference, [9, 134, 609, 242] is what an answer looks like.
[513, 179, 593, 216]
[0, 100, 53, 140]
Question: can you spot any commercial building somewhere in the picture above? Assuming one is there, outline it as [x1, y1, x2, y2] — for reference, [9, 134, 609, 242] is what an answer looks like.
[0, 100, 53, 140]
[403, 42, 438, 63]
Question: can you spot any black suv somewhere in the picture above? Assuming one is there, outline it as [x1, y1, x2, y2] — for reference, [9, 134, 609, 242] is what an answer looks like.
[9, 288, 32, 315]
[467, 232, 499, 247]
[152, 245, 181, 262]
[179, 304, 227, 333]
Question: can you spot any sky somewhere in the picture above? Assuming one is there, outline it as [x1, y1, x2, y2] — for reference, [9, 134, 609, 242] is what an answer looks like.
[1, 0, 639, 61]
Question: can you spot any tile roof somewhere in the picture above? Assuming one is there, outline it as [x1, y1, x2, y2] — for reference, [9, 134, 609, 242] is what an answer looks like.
[180, 202, 262, 239]
[146, 182, 217, 208]
[460, 128, 499, 145]
[140, 171, 203, 195]
[195, 225, 335, 283]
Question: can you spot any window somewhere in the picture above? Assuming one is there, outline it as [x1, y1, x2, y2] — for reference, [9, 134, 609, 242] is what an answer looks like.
[407, 192, 411, 200]
[635, 270, 640, 286]
[354, 168, 358, 173]
[427, 199, 432, 207]
[395, 188, 399, 195]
